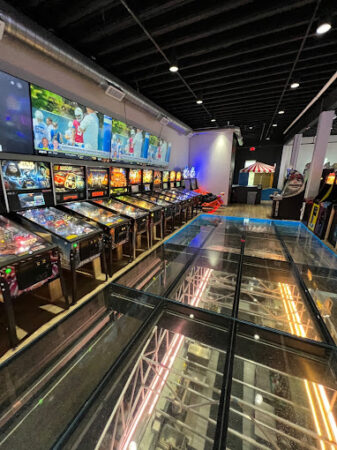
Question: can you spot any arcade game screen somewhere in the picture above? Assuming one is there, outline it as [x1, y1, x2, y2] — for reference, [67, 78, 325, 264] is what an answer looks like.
[142, 169, 153, 184]
[183, 167, 190, 179]
[53, 164, 86, 203]
[170, 171, 176, 182]
[0, 215, 47, 262]
[153, 170, 161, 186]
[0, 70, 34, 155]
[162, 170, 169, 183]
[110, 167, 128, 194]
[129, 169, 142, 185]
[30, 84, 112, 161]
[20, 207, 98, 241]
[190, 167, 196, 178]
[176, 171, 182, 181]
[87, 167, 109, 198]
[1, 160, 52, 210]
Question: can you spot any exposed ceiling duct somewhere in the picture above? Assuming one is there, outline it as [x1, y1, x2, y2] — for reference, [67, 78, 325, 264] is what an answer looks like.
[0, 0, 193, 135]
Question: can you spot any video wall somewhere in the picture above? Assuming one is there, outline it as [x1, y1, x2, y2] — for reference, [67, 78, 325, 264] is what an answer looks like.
[0, 69, 171, 167]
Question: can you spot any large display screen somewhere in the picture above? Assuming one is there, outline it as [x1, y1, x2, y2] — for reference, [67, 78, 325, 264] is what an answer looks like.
[163, 170, 169, 182]
[0, 71, 34, 155]
[31, 84, 112, 161]
[170, 170, 176, 182]
[129, 168, 142, 185]
[142, 169, 153, 184]
[176, 171, 182, 181]
[53, 164, 86, 203]
[87, 167, 109, 199]
[1, 160, 53, 211]
[153, 170, 161, 186]
[110, 118, 171, 166]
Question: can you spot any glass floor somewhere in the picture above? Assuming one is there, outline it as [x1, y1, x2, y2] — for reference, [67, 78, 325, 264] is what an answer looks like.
[0, 215, 336, 449]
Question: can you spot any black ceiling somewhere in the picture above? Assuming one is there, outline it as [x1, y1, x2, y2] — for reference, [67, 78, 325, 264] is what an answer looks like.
[9, 0, 337, 143]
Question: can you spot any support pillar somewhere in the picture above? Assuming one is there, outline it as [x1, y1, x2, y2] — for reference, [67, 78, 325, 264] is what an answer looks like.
[289, 133, 302, 169]
[305, 110, 335, 200]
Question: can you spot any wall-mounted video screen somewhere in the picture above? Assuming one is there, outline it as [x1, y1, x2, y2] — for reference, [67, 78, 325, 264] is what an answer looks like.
[110, 167, 128, 194]
[31, 84, 112, 161]
[0, 71, 34, 155]
[153, 170, 161, 187]
[53, 164, 86, 203]
[162, 170, 169, 182]
[87, 167, 109, 199]
[142, 169, 153, 184]
[1, 160, 53, 211]
[129, 168, 142, 185]
[170, 170, 176, 182]
[110, 118, 170, 166]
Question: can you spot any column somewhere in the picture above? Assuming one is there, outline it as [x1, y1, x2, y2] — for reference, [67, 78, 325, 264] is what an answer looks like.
[289, 133, 302, 169]
[277, 144, 292, 190]
[305, 110, 335, 200]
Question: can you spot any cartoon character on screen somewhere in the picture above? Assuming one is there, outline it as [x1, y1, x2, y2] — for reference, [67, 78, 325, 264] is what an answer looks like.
[3, 162, 23, 189]
[33, 110, 48, 144]
[65, 121, 75, 145]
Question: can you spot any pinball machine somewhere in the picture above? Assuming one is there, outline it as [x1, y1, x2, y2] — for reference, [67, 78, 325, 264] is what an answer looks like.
[115, 168, 163, 245]
[60, 166, 131, 277]
[325, 204, 337, 249]
[94, 167, 150, 260]
[8, 162, 105, 304]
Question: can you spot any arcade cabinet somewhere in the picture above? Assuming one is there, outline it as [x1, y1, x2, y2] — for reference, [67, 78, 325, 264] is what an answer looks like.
[115, 168, 163, 245]
[8, 162, 105, 304]
[325, 204, 337, 249]
[61, 167, 131, 277]
[271, 170, 305, 220]
[308, 171, 337, 238]
[95, 167, 150, 260]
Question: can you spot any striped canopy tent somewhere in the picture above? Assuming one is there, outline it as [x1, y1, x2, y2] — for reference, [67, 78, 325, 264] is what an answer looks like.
[240, 162, 275, 173]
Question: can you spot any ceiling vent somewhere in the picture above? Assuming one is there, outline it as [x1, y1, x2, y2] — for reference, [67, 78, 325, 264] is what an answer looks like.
[105, 85, 126, 102]
[159, 116, 169, 126]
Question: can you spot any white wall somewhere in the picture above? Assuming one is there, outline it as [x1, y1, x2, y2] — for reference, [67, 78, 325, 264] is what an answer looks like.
[296, 136, 337, 174]
[189, 130, 234, 204]
[0, 36, 189, 168]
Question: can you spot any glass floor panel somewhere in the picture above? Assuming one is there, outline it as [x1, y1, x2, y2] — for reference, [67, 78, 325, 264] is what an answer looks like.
[227, 324, 337, 450]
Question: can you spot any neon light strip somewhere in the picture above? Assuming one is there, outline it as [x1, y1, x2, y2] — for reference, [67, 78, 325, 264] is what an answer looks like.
[279, 283, 337, 448]
[121, 268, 213, 449]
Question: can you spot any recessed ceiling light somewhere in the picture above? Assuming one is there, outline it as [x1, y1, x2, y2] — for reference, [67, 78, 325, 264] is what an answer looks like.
[196, 99, 203, 104]
[290, 82, 300, 89]
[278, 110, 285, 114]
[316, 21, 332, 35]
[169, 64, 179, 73]
[272, 123, 277, 127]
[211, 118, 216, 122]
[249, 126, 253, 130]
[266, 137, 270, 140]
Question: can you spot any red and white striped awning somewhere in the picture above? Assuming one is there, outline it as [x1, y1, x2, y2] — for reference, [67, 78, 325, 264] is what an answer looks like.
[240, 162, 275, 173]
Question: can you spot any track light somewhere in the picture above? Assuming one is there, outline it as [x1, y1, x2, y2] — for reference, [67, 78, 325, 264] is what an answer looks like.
[196, 99, 203, 104]
[169, 64, 179, 73]
[278, 110, 285, 114]
[316, 21, 331, 35]
[290, 82, 300, 89]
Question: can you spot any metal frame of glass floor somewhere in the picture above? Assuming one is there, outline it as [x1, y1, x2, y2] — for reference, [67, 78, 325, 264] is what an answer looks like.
[0, 214, 336, 449]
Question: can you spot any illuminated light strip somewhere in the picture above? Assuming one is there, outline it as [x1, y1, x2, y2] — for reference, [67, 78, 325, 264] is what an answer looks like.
[279, 283, 337, 449]
[121, 268, 213, 449]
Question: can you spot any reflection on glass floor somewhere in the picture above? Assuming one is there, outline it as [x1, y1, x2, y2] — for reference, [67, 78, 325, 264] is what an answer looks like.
[227, 327, 337, 450]
[97, 326, 225, 450]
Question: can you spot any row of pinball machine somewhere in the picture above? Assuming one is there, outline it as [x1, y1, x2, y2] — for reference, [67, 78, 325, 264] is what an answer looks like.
[271, 168, 337, 249]
[0, 160, 203, 351]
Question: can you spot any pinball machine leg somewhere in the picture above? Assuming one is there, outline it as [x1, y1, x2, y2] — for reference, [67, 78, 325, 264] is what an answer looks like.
[70, 255, 77, 305]
[147, 221, 151, 249]
[160, 217, 164, 240]
[132, 224, 136, 261]
[0, 278, 18, 348]
[101, 241, 109, 281]
[58, 257, 70, 308]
